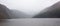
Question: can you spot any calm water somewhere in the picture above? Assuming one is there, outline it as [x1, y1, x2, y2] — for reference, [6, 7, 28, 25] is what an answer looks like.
[0, 18, 60, 26]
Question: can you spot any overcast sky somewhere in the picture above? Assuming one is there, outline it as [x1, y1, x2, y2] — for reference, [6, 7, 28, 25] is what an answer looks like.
[0, 0, 60, 15]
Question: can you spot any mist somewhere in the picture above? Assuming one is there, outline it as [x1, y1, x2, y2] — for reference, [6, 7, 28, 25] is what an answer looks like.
[0, 0, 60, 18]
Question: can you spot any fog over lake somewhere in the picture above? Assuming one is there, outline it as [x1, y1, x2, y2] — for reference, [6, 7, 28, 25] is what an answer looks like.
[0, 0, 60, 18]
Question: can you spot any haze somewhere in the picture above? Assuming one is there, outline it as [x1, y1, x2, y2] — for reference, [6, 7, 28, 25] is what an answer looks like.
[0, 0, 60, 16]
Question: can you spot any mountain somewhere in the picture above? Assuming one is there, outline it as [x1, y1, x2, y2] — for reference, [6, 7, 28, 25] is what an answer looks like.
[0, 4, 32, 19]
[33, 1, 60, 18]
[9, 9, 31, 19]
[0, 4, 10, 19]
